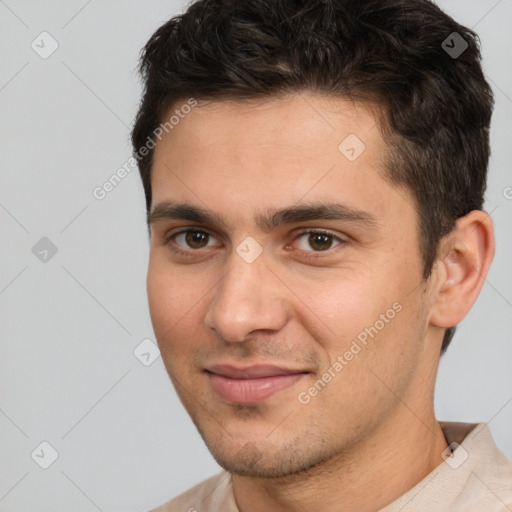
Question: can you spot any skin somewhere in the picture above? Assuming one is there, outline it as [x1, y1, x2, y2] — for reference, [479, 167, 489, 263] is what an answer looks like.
[147, 92, 495, 512]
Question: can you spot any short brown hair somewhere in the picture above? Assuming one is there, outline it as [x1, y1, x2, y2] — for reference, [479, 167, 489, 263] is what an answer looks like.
[132, 0, 494, 353]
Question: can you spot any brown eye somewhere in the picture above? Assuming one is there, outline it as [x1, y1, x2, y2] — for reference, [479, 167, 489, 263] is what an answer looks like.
[170, 229, 221, 250]
[294, 230, 343, 252]
[184, 230, 209, 248]
[308, 233, 333, 251]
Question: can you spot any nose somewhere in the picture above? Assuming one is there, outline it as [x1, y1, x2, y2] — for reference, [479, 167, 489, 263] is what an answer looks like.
[204, 249, 289, 342]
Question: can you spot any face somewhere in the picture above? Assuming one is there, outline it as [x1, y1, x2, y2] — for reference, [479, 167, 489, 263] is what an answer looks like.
[147, 93, 435, 478]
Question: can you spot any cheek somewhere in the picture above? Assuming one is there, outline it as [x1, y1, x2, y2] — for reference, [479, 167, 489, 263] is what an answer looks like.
[294, 260, 422, 378]
[146, 257, 206, 354]
[291, 267, 394, 349]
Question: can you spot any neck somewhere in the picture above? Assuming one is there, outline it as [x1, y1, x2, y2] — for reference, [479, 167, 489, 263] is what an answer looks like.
[232, 406, 448, 512]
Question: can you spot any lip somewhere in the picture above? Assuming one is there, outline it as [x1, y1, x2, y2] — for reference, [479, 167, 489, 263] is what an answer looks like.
[206, 364, 308, 403]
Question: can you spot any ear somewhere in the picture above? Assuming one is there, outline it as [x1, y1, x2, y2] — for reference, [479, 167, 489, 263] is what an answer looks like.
[429, 210, 495, 329]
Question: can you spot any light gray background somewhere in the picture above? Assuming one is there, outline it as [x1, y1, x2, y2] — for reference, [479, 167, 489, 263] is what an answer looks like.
[0, 1, 510, 511]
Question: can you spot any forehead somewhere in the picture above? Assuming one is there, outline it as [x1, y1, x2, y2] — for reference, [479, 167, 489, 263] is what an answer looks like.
[155, 93, 382, 162]
[150, 92, 413, 230]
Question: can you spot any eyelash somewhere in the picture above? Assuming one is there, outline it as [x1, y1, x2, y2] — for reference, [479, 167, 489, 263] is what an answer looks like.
[164, 228, 346, 258]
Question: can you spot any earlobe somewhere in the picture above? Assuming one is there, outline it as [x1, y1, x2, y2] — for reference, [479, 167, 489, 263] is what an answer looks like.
[429, 210, 495, 329]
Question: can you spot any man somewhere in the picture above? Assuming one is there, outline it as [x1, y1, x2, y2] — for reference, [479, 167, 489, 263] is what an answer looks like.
[131, 0, 512, 510]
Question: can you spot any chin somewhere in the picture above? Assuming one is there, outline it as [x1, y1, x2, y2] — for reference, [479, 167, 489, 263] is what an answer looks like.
[205, 435, 334, 479]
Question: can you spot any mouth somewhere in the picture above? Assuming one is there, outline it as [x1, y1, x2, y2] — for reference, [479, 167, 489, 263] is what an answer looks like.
[205, 364, 309, 404]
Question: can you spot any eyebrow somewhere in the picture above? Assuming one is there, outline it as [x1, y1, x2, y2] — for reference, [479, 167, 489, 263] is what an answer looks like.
[148, 200, 378, 231]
